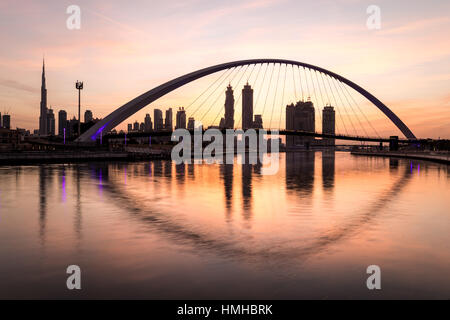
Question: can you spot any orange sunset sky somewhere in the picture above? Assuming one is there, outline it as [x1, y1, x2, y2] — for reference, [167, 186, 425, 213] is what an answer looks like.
[0, 0, 449, 138]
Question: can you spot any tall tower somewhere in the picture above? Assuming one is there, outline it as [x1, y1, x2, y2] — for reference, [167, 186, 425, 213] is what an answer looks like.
[39, 58, 48, 135]
[58, 110, 67, 136]
[322, 105, 335, 146]
[242, 82, 253, 129]
[176, 107, 186, 129]
[165, 108, 173, 130]
[154, 109, 163, 130]
[224, 84, 234, 129]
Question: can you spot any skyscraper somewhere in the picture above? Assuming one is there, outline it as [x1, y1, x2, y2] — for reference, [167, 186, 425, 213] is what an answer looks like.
[84, 110, 93, 123]
[2, 114, 10, 130]
[253, 115, 263, 129]
[242, 82, 253, 129]
[127, 123, 132, 133]
[58, 110, 67, 136]
[39, 59, 48, 135]
[176, 107, 186, 129]
[187, 117, 195, 130]
[224, 85, 234, 129]
[286, 100, 315, 147]
[165, 108, 173, 130]
[144, 114, 153, 132]
[322, 105, 335, 146]
[46, 109, 55, 135]
[133, 121, 139, 132]
[154, 109, 163, 130]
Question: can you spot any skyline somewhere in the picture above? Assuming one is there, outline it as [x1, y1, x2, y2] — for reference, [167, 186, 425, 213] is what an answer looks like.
[0, 0, 449, 138]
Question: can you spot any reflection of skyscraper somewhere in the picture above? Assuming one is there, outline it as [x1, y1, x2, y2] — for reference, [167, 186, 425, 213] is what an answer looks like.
[220, 164, 234, 221]
[224, 85, 234, 129]
[242, 82, 253, 129]
[242, 162, 252, 219]
[165, 108, 173, 130]
[154, 109, 164, 130]
[38, 166, 47, 245]
[286, 100, 315, 147]
[58, 110, 67, 136]
[322, 105, 335, 146]
[176, 107, 186, 129]
[285, 152, 315, 194]
[39, 59, 48, 135]
[321, 150, 335, 191]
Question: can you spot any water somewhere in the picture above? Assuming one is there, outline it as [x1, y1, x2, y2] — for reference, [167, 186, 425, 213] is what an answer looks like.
[0, 152, 449, 299]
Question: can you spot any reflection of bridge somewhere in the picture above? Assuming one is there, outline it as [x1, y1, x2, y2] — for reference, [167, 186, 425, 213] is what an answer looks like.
[77, 59, 417, 143]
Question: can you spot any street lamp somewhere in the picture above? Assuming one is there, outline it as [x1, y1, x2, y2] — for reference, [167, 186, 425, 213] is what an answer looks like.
[75, 80, 84, 137]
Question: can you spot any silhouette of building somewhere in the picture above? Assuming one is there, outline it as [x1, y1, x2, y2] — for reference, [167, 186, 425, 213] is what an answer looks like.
[127, 123, 132, 133]
[39, 59, 48, 135]
[46, 109, 55, 135]
[154, 109, 163, 130]
[219, 117, 225, 129]
[286, 100, 315, 148]
[322, 105, 335, 146]
[224, 84, 234, 129]
[2, 114, 10, 130]
[58, 110, 67, 136]
[242, 82, 253, 129]
[0, 112, 2, 127]
[84, 110, 93, 123]
[165, 108, 173, 130]
[187, 117, 195, 130]
[144, 114, 153, 132]
[140, 122, 145, 132]
[133, 121, 139, 132]
[253, 114, 263, 129]
[176, 107, 186, 129]
[68, 116, 78, 137]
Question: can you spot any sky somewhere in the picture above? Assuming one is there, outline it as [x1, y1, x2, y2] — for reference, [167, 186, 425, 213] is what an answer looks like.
[0, 0, 449, 138]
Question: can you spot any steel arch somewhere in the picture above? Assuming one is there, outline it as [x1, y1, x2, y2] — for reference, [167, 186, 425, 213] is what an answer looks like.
[77, 59, 416, 142]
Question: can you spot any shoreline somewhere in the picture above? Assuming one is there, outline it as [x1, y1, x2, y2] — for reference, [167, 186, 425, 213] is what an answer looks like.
[351, 150, 450, 164]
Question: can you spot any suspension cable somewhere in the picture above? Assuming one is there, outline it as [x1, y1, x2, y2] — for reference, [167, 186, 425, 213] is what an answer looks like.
[269, 63, 282, 129]
[190, 66, 240, 118]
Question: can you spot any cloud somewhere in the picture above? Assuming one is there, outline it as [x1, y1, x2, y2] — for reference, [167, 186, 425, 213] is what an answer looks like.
[0, 79, 38, 93]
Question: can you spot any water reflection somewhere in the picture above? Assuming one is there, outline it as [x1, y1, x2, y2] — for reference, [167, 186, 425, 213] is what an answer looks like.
[285, 152, 315, 194]
[3, 152, 448, 299]
[87, 153, 416, 267]
[38, 166, 47, 245]
[322, 150, 335, 191]
[221, 164, 234, 222]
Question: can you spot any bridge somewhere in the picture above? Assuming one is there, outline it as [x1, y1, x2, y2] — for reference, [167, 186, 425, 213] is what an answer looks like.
[103, 129, 422, 144]
[77, 59, 417, 143]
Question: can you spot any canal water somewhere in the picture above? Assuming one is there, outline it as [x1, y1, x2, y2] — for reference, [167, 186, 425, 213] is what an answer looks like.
[0, 152, 448, 299]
